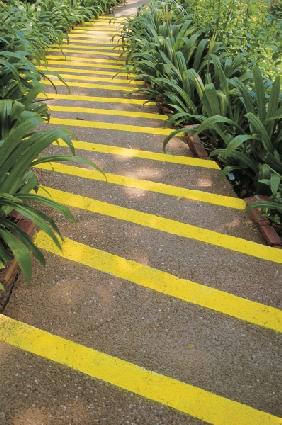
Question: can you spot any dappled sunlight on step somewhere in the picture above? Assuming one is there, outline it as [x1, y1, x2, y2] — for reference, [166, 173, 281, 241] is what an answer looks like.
[12, 407, 51, 425]
[123, 185, 148, 199]
[215, 217, 248, 234]
[196, 177, 214, 188]
[49, 278, 83, 306]
[124, 167, 164, 180]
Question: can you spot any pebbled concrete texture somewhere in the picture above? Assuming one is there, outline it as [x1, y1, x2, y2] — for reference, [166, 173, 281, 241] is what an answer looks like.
[3, 253, 282, 415]
[1, 0, 281, 424]
[0, 347, 201, 425]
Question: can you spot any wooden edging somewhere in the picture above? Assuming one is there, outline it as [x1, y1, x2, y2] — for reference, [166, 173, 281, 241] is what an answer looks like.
[180, 126, 282, 248]
[245, 196, 282, 247]
[0, 216, 36, 312]
[183, 133, 208, 159]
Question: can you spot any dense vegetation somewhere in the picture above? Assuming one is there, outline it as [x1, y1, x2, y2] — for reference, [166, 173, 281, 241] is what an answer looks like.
[0, 0, 120, 283]
[121, 0, 282, 232]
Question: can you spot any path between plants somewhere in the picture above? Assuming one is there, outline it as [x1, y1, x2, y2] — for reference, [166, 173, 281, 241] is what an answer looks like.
[0, 1, 281, 424]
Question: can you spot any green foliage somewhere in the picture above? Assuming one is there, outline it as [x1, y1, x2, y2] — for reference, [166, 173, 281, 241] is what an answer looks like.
[0, 0, 120, 111]
[0, 100, 76, 281]
[164, 70, 282, 225]
[0, 0, 121, 280]
[184, 0, 282, 77]
[122, 0, 282, 229]
[122, 1, 247, 125]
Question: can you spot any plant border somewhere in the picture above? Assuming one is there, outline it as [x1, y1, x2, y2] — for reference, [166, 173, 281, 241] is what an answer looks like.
[0, 215, 36, 312]
[180, 126, 282, 248]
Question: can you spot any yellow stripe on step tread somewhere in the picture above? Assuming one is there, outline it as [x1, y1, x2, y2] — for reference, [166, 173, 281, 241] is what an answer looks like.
[45, 73, 141, 85]
[70, 29, 119, 34]
[53, 40, 118, 46]
[44, 80, 134, 92]
[55, 139, 219, 169]
[38, 92, 155, 106]
[38, 186, 282, 332]
[73, 28, 120, 33]
[67, 34, 116, 40]
[48, 105, 166, 120]
[76, 20, 122, 23]
[71, 25, 119, 30]
[48, 48, 122, 57]
[1, 316, 279, 425]
[36, 163, 282, 264]
[49, 117, 172, 134]
[51, 44, 118, 50]
[37, 162, 244, 209]
[45, 55, 124, 65]
[75, 20, 122, 25]
[38, 65, 133, 78]
[74, 25, 121, 31]
[44, 60, 124, 70]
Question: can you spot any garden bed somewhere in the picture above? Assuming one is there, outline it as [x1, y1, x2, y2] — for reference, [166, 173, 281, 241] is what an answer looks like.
[0, 0, 121, 291]
[121, 0, 282, 237]
[0, 215, 36, 312]
[181, 130, 282, 247]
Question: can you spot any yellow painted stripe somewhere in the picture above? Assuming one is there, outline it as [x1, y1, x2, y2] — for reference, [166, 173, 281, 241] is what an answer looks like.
[76, 20, 122, 23]
[76, 20, 122, 24]
[67, 34, 119, 39]
[36, 164, 282, 263]
[52, 44, 117, 50]
[44, 60, 124, 70]
[71, 25, 120, 29]
[70, 33, 118, 37]
[44, 73, 139, 86]
[55, 39, 118, 45]
[74, 25, 121, 30]
[51, 44, 121, 53]
[44, 80, 134, 92]
[38, 92, 155, 106]
[80, 27, 120, 30]
[69, 27, 120, 36]
[70, 28, 118, 33]
[45, 55, 124, 65]
[49, 116, 172, 134]
[2, 317, 279, 425]
[61, 139, 219, 168]
[55, 139, 218, 168]
[49, 105, 166, 120]
[77, 19, 122, 22]
[67, 34, 116, 40]
[37, 162, 244, 210]
[38, 65, 133, 78]
[38, 186, 282, 333]
[48, 48, 122, 57]
[45, 73, 141, 85]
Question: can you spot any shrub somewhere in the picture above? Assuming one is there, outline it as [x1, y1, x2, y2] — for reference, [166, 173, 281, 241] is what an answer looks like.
[0, 100, 76, 281]
[122, 0, 282, 230]
[0, 0, 115, 112]
[0, 0, 121, 281]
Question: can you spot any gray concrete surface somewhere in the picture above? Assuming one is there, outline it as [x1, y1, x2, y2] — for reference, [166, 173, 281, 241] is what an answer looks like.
[0, 1, 281, 424]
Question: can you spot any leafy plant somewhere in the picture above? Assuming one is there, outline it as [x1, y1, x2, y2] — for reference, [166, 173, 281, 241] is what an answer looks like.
[122, 0, 282, 230]
[164, 69, 282, 225]
[0, 100, 79, 281]
[0, 0, 123, 113]
[184, 0, 282, 78]
[120, 0, 249, 126]
[0, 0, 123, 282]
